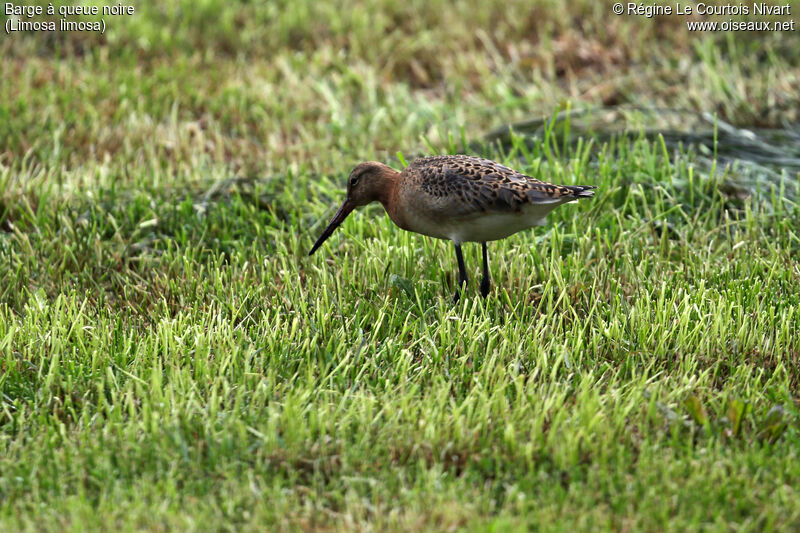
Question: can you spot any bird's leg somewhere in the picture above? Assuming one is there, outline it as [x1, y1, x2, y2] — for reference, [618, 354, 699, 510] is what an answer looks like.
[453, 242, 468, 302]
[480, 242, 491, 298]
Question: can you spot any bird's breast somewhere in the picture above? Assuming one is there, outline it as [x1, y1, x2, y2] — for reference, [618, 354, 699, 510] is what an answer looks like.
[386, 190, 570, 243]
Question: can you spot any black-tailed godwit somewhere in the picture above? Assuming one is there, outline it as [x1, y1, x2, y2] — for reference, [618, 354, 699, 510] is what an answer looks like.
[310, 155, 596, 299]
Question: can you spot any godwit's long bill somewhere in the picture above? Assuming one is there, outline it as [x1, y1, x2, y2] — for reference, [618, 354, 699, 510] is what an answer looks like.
[310, 155, 596, 299]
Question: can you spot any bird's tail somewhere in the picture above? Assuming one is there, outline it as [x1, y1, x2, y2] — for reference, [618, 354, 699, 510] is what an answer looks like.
[566, 185, 597, 198]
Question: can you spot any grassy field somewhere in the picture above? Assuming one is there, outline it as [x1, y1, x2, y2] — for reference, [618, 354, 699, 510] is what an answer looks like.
[2, 1, 800, 530]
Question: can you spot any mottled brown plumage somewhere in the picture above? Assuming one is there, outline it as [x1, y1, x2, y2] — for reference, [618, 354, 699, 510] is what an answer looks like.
[310, 155, 596, 299]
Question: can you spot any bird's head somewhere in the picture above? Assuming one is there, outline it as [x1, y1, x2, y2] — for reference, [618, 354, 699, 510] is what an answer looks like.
[309, 161, 398, 255]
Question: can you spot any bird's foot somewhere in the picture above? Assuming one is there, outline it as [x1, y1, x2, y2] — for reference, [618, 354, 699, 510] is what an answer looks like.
[480, 277, 491, 298]
[453, 280, 468, 304]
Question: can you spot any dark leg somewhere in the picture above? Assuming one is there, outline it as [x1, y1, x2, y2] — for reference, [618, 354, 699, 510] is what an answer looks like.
[480, 242, 491, 298]
[453, 242, 468, 302]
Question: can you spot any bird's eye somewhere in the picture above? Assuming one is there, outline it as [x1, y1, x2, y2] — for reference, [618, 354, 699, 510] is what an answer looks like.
[350, 176, 360, 187]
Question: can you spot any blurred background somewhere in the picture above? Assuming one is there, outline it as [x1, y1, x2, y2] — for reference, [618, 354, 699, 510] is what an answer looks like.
[3, 0, 798, 176]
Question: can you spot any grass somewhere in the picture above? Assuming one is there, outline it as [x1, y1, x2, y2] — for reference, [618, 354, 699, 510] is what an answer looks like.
[2, 1, 800, 530]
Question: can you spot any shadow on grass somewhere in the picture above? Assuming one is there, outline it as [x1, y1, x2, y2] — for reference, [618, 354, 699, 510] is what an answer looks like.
[480, 105, 800, 205]
[0, 174, 292, 314]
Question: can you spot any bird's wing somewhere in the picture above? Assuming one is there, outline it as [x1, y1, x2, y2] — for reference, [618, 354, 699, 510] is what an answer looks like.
[408, 155, 595, 217]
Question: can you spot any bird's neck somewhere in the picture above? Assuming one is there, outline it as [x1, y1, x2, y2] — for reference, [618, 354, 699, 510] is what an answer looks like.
[376, 167, 409, 230]
[376, 166, 401, 206]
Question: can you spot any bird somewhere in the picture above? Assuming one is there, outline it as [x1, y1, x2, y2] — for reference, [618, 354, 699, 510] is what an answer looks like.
[309, 154, 596, 300]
